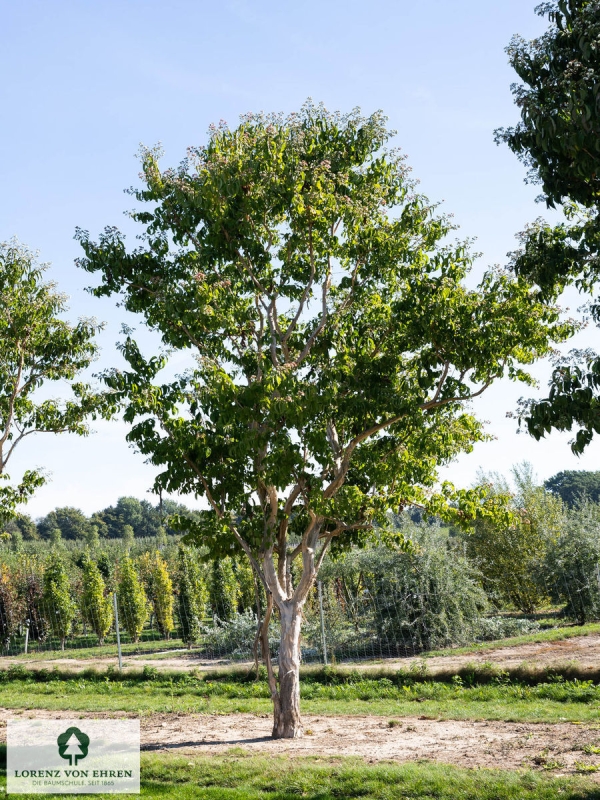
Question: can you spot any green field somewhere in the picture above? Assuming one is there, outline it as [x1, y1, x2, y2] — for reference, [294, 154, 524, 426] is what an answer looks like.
[1, 667, 600, 724]
[3, 752, 600, 800]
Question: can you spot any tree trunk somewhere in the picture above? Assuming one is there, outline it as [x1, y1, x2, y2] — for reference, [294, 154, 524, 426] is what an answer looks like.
[272, 601, 303, 739]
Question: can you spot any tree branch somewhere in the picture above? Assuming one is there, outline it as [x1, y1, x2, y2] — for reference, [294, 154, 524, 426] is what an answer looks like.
[182, 453, 268, 587]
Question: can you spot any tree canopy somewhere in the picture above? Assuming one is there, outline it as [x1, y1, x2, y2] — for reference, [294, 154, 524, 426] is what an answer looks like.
[37, 507, 92, 542]
[544, 469, 600, 506]
[496, 0, 600, 453]
[0, 240, 103, 521]
[76, 102, 572, 737]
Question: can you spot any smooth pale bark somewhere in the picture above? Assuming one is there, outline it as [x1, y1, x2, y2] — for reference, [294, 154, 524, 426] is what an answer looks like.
[272, 601, 303, 739]
[259, 549, 310, 739]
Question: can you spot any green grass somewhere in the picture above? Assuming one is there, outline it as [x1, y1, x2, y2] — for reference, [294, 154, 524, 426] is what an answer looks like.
[7, 637, 189, 661]
[4, 753, 600, 799]
[421, 621, 600, 659]
[1, 668, 600, 723]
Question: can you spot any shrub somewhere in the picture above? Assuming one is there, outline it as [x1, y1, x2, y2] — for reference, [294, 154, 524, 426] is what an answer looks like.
[320, 525, 489, 653]
[201, 610, 277, 658]
[476, 617, 541, 641]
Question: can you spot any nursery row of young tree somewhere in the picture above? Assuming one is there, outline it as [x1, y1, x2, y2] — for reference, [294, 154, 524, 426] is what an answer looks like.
[0, 545, 256, 653]
[462, 465, 600, 624]
[0, 465, 599, 660]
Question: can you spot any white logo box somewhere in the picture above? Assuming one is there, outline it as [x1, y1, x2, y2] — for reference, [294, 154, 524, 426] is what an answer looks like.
[7, 719, 140, 794]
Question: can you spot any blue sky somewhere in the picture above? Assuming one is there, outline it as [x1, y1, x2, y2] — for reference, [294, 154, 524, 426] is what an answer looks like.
[2, 0, 599, 518]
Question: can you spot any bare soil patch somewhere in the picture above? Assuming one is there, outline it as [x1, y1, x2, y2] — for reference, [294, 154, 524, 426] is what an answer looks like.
[1, 708, 600, 776]
[397, 633, 600, 675]
[5, 633, 600, 676]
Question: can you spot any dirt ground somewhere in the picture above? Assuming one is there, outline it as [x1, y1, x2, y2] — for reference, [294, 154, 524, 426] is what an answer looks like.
[3, 637, 600, 776]
[7, 633, 600, 676]
[2, 708, 600, 777]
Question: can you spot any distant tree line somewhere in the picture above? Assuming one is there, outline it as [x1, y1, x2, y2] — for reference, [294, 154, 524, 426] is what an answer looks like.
[2, 496, 201, 544]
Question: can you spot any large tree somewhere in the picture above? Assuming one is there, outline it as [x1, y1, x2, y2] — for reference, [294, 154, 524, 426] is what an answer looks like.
[496, 0, 600, 453]
[37, 507, 92, 541]
[544, 469, 600, 506]
[0, 240, 103, 520]
[77, 103, 571, 738]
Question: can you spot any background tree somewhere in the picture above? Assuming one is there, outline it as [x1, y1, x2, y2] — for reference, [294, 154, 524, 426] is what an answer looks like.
[209, 558, 238, 622]
[464, 464, 565, 613]
[176, 545, 207, 648]
[544, 498, 600, 624]
[4, 513, 38, 541]
[77, 103, 571, 738]
[0, 240, 103, 521]
[115, 497, 144, 536]
[42, 553, 75, 650]
[94, 495, 194, 538]
[89, 513, 109, 540]
[544, 470, 600, 507]
[139, 551, 174, 637]
[80, 556, 113, 645]
[37, 507, 92, 541]
[117, 556, 148, 642]
[0, 565, 22, 650]
[496, 0, 600, 453]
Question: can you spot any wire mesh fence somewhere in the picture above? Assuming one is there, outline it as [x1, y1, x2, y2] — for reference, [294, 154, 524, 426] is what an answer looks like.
[0, 521, 593, 666]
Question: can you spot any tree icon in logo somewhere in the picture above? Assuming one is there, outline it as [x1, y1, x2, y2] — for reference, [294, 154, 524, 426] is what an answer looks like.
[57, 727, 90, 766]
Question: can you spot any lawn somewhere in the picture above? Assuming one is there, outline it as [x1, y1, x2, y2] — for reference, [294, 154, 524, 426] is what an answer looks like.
[3, 753, 600, 800]
[0, 668, 599, 723]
